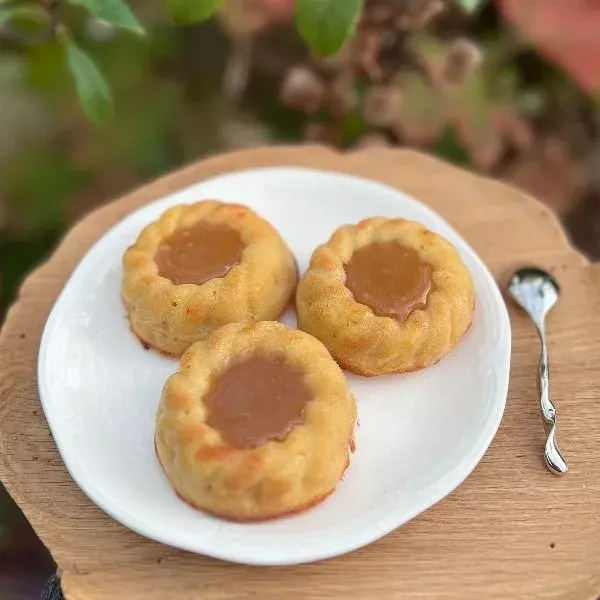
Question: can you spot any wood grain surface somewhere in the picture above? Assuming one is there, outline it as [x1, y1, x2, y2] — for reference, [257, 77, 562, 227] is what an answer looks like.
[1, 146, 599, 600]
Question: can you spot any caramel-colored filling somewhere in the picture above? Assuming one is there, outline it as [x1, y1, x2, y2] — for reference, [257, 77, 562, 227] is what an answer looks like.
[344, 241, 432, 322]
[154, 221, 245, 285]
[205, 354, 313, 449]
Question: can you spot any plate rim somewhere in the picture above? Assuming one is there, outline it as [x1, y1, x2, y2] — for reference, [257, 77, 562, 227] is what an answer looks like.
[38, 165, 511, 565]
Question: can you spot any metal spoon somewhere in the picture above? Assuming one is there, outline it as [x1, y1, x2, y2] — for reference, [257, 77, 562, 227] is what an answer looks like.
[507, 267, 568, 475]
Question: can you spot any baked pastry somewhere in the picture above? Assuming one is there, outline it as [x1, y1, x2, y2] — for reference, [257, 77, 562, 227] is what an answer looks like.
[155, 321, 357, 521]
[122, 201, 297, 356]
[296, 217, 475, 376]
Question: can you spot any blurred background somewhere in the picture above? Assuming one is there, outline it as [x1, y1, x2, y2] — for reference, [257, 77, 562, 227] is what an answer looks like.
[0, 0, 598, 597]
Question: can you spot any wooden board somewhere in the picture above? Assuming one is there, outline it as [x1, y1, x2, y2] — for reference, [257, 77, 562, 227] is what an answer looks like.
[1, 146, 599, 600]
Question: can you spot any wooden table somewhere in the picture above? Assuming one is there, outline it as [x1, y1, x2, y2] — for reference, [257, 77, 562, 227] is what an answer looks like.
[1, 146, 599, 600]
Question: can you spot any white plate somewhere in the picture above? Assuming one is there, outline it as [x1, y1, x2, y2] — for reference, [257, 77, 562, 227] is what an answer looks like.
[39, 167, 510, 566]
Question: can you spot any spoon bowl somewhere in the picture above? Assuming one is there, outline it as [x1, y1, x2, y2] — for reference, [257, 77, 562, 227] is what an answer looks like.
[507, 268, 560, 327]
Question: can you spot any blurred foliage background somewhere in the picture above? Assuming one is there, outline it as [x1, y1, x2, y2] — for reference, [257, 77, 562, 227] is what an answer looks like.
[0, 0, 598, 597]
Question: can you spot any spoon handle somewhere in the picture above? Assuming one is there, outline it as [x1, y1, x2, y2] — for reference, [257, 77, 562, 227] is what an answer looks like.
[538, 330, 568, 475]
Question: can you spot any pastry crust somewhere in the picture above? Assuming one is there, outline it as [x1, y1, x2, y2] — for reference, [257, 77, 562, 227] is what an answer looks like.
[155, 321, 357, 521]
[296, 217, 475, 376]
[122, 201, 297, 356]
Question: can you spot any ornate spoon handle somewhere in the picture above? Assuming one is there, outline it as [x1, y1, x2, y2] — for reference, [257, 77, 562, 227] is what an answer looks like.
[538, 329, 568, 475]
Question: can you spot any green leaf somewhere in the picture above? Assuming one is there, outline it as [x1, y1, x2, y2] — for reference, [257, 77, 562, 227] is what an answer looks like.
[59, 33, 112, 124]
[69, 0, 144, 35]
[457, 0, 484, 14]
[0, 4, 50, 27]
[295, 0, 363, 56]
[165, 0, 222, 23]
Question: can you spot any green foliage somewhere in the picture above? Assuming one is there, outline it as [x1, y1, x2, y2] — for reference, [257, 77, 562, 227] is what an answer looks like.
[4, 0, 371, 123]
[433, 127, 470, 167]
[457, 0, 485, 14]
[59, 31, 112, 124]
[165, 0, 222, 24]
[295, 0, 363, 56]
[0, 3, 49, 27]
[26, 39, 71, 97]
[339, 111, 366, 145]
[0, 234, 61, 316]
[68, 0, 145, 36]
[7, 150, 91, 232]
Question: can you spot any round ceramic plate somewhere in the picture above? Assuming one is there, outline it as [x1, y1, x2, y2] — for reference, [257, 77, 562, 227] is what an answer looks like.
[38, 167, 511, 566]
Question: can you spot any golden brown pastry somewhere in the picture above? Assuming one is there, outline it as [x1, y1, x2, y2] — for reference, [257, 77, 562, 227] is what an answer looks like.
[155, 321, 357, 521]
[122, 201, 297, 356]
[296, 217, 475, 376]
